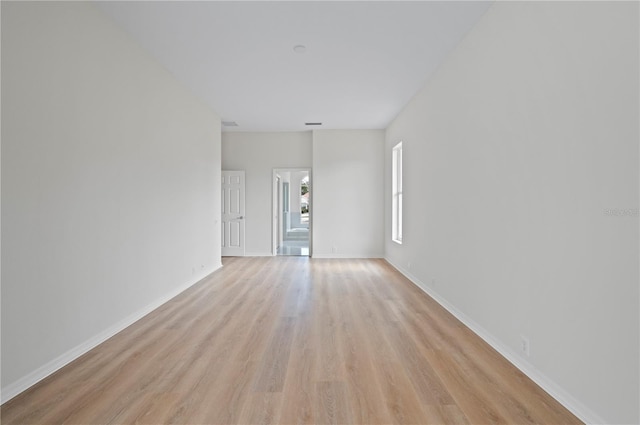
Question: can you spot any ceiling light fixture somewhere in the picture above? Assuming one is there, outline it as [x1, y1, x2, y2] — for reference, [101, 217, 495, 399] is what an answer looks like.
[293, 45, 307, 54]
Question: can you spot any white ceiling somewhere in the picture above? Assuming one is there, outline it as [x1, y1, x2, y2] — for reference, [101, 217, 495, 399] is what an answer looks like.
[97, 1, 492, 132]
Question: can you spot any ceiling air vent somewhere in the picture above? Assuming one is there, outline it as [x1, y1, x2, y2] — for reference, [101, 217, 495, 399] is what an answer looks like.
[305, 122, 322, 126]
[222, 121, 238, 127]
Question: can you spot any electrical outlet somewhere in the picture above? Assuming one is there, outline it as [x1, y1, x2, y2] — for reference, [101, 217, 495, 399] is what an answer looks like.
[407, 262, 412, 269]
[332, 246, 338, 253]
[520, 335, 530, 357]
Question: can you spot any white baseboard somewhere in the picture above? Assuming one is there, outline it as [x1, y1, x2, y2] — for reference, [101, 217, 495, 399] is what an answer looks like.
[0, 264, 222, 404]
[384, 257, 606, 425]
[311, 253, 384, 259]
[242, 252, 275, 257]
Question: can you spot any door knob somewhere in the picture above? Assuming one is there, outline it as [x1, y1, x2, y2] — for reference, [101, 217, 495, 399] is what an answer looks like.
[238, 216, 244, 220]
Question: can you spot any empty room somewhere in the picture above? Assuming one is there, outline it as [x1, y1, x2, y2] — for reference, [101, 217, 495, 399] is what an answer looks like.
[1, 1, 638, 424]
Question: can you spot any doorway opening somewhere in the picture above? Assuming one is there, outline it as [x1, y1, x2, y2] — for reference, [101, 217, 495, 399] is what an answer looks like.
[273, 169, 311, 256]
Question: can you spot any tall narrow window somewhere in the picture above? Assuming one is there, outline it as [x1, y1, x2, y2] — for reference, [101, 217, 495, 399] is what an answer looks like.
[392, 142, 403, 244]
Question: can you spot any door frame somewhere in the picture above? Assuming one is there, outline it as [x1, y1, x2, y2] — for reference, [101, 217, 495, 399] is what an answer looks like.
[272, 168, 312, 256]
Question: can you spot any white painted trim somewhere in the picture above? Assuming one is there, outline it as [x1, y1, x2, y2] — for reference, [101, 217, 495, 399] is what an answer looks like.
[0, 264, 223, 404]
[312, 253, 384, 259]
[384, 257, 606, 425]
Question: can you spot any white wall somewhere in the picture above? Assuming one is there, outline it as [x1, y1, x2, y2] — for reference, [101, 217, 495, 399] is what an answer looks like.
[385, 2, 638, 424]
[313, 130, 384, 258]
[222, 132, 312, 255]
[1, 2, 222, 399]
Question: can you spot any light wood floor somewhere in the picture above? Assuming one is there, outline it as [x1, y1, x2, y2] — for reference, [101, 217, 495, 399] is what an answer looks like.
[2, 257, 582, 424]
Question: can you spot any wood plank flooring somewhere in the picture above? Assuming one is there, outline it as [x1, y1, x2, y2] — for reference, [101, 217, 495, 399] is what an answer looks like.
[1, 257, 582, 424]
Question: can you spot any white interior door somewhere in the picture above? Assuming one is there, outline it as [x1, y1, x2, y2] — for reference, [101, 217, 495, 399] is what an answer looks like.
[222, 170, 245, 256]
